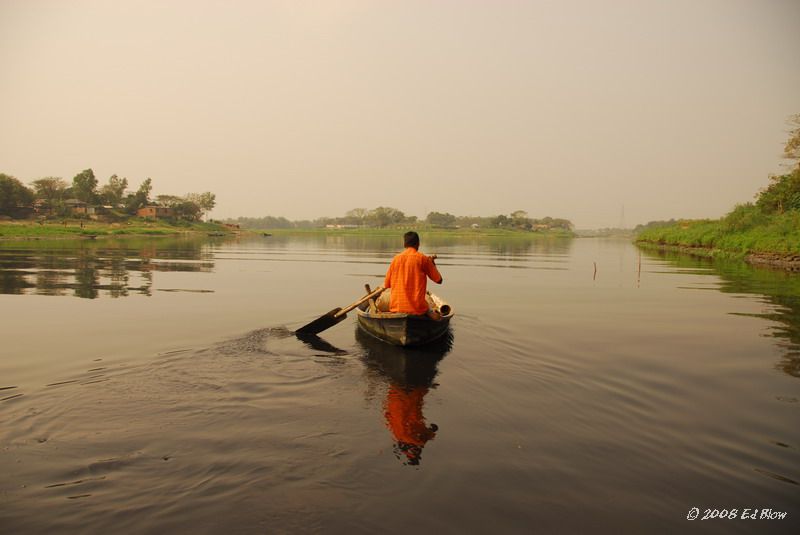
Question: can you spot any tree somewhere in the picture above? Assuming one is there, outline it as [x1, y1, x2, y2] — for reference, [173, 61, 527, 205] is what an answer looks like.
[722, 203, 768, 232]
[754, 116, 800, 214]
[550, 218, 574, 230]
[490, 214, 509, 228]
[137, 178, 153, 201]
[346, 208, 368, 226]
[510, 210, 530, 229]
[756, 172, 800, 214]
[0, 173, 35, 216]
[784, 113, 800, 170]
[368, 206, 405, 227]
[426, 211, 457, 227]
[72, 168, 98, 203]
[186, 192, 216, 219]
[31, 177, 67, 208]
[99, 174, 128, 206]
[125, 178, 153, 214]
[196, 192, 216, 213]
[173, 200, 202, 221]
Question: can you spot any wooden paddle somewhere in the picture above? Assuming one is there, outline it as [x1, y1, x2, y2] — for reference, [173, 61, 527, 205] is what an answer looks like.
[296, 286, 386, 335]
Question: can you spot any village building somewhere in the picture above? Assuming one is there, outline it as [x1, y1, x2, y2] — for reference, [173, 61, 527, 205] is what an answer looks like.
[64, 199, 95, 216]
[137, 206, 174, 219]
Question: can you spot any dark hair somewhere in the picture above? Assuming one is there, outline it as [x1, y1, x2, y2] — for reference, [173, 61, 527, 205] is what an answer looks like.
[403, 231, 420, 249]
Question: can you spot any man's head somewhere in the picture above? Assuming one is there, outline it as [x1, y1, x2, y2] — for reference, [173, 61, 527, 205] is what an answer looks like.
[403, 231, 420, 249]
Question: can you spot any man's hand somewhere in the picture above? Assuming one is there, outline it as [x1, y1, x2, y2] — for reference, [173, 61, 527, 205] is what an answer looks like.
[429, 254, 437, 263]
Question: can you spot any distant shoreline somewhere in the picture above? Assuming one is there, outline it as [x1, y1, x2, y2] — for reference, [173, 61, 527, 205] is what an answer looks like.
[0, 220, 577, 240]
[242, 227, 576, 238]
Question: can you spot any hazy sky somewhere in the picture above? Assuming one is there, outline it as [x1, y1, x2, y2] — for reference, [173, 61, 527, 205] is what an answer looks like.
[1, 0, 798, 228]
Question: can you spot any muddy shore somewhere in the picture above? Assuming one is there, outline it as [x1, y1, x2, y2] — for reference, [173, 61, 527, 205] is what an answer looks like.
[636, 241, 800, 271]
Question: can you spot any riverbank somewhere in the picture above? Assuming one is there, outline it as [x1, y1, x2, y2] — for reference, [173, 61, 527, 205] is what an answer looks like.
[636, 214, 800, 270]
[0, 219, 232, 239]
[1, 220, 575, 241]
[636, 241, 800, 270]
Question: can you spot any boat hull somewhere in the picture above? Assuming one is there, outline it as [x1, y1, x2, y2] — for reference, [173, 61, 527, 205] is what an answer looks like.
[356, 299, 453, 347]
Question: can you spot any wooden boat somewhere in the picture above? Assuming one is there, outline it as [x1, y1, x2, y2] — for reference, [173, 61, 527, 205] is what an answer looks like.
[356, 290, 453, 347]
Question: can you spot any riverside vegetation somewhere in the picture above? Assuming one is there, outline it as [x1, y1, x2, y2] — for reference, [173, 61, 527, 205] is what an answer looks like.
[2, 169, 575, 239]
[0, 168, 226, 238]
[637, 114, 800, 267]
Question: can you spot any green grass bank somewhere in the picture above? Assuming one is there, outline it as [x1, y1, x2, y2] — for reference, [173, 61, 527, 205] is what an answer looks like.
[0, 219, 231, 239]
[636, 210, 800, 269]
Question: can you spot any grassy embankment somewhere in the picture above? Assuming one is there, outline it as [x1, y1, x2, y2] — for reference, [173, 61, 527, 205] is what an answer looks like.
[0, 218, 231, 239]
[636, 210, 800, 259]
[637, 118, 800, 265]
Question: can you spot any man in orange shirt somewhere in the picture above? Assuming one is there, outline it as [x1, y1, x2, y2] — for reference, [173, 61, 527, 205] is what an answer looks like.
[383, 231, 443, 318]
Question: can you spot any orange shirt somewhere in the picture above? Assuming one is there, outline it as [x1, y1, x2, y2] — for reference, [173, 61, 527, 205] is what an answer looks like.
[383, 247, 442, 315]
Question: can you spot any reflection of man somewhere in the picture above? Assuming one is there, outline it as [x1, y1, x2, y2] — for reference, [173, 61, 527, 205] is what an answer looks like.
[384, 384, 438, 466]
[383, 232, 443, 319]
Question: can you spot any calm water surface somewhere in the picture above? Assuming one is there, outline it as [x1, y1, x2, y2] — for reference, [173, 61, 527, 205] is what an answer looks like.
[1, 235, 798, 534]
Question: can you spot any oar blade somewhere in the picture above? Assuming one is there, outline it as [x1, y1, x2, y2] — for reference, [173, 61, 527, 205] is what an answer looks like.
[296, 308, 346, 335]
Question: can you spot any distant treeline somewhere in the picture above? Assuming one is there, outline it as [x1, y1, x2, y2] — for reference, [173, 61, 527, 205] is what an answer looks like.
[227, 208, 573, 231]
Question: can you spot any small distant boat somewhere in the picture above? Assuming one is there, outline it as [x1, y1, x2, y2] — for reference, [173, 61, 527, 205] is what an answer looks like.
[262, 232, 272, 237]
[356, 290, 453, 347]
[207, 232, 225, 237]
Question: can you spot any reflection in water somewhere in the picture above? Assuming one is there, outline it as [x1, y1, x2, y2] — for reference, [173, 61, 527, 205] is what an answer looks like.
[641, 247, 800, 378]
[386, 385, 438, 466]
[356, 328, 453, 466]
[0, 238, 214, 299]
[256, 233, 573, 261]
[0, 233, 572, 299]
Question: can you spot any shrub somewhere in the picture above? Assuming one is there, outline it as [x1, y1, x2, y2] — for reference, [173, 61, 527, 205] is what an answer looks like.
[722, 203, 767, 232]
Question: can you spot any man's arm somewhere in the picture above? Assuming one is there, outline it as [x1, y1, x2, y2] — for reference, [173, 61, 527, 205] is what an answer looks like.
[384, 258, 394, 288]
[427, 255, 443, 284]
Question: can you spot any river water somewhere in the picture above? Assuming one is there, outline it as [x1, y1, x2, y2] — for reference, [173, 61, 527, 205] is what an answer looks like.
[1, 234, 797, 534]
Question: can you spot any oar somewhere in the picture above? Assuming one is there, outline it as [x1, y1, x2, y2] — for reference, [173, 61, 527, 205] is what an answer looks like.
[296, 286, 385, 335]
